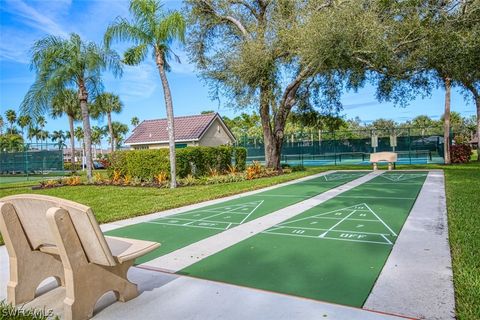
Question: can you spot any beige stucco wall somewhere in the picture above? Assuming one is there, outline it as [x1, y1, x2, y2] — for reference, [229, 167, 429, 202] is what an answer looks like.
[198, 118, 234, 146]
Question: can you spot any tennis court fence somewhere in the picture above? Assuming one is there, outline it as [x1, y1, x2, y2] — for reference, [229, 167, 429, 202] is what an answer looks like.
[0, 143, 65, 183]
[237, 127, 451, 166]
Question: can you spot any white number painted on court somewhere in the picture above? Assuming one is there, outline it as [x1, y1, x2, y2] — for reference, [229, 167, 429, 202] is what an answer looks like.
[292, 229, 305, 234]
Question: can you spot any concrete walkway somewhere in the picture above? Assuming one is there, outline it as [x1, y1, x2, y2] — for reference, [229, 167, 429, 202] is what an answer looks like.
[3, 265, 408, 320]
[364, 171, 455, 319]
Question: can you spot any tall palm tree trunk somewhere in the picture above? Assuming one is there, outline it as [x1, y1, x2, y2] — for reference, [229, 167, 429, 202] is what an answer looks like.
[476, 95, 480, 161]
[78, 85, 93, 182]
[156, 52, 177, 188]
[107, 112, 115, 153]
[443, 77, 452, 165]
[68, 116, 76, 170]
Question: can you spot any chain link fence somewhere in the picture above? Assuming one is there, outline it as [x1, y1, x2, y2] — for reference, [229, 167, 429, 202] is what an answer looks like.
[237, 127, 451, 166]
[0, 143, 65, 184]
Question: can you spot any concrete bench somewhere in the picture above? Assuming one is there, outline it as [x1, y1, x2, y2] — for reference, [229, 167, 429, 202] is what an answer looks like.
[0, 194, 160, 320]
[370, 152, 398, 171]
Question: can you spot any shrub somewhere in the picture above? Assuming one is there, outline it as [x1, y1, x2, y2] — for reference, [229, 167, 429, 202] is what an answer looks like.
[155, 172, 168, 184]
[234, 147, 247, 171]
[451, 144, 472, 164]
[63, 162, 81, 171]
[109, 146, 246, 180]
[63, 176, 81, 186]
[291, 165, 306, 172]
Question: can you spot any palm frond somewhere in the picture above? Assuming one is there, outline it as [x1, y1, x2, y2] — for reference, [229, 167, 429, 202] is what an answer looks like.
[123, 44, 149, 65]
[105, 17, 152, 48]
[156, 11, 186, 45]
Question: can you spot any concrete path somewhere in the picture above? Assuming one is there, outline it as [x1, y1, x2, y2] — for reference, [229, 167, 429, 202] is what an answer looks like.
[12, 267, 409, 320]
[143, 171, 380, 272]
[364, 170, 455, 319]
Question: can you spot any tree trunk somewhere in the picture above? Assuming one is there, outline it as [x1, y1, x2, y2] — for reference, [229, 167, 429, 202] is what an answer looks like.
[107, 112, 114, 153]
[476, 95, 480, 161]
[443, 77, 451, 165]
[78, 83, 93, 182]
[259, 85, 280, 170]
[156, 51, 177, 188]
[68, 116, 75, 170]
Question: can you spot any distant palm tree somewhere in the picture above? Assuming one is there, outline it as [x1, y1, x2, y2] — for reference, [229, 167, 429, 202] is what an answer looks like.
[28, 126, 41, 145]
[17, 115, 31, 141]
[91, 126, 107, 156]
[74, 126, 85, 167]
[37, 116, 46, 130]
[5, 109, 17, 134]
[51, 89, 81, 165]
[105, 0, 186, 188]
[91, 92, 123, 153]
[51, 130, 66, 150]
[109, 122, 129, 149]
[131, 116, 140, 128]
[20, 33, 122, 182]
[38, 130, 50, 148]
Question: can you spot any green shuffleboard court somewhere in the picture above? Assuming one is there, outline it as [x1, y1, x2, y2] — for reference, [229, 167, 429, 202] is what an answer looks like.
[106, 171, 367, 264]
[178, 171, 428, 307]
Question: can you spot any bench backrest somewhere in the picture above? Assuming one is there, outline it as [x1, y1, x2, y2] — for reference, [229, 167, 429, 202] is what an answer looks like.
[0, 194, 116, 266]
[370, 152, 398, 163]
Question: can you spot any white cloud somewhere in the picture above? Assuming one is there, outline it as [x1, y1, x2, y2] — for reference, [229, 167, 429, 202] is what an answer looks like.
[343, 101, 380, 109]
[3, 0, 70, 37]
[110, 62, 158, 101]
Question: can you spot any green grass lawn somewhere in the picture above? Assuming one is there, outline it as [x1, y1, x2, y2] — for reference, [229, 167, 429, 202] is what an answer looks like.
[0, 162, 478, 319]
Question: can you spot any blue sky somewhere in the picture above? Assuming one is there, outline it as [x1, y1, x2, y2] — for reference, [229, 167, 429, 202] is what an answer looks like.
[0, 0, 476, 143]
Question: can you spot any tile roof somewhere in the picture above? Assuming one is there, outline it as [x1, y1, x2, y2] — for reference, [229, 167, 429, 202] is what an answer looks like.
[125, 113, 219, 145]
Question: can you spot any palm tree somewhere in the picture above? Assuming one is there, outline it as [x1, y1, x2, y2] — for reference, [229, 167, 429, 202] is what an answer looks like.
[51, 89, 81, 166]
[109, 121, 129, 150]
[37, 116, 46, 130]
[38, 130, 50, 148]
[105, 0, 186, 188]
[20, 33, 122, 182]
[51, 130, 66, 150]
[131, 116, 140, 128]
[74, 126, 85, 168]
[17, 115, 31, 141]
[0, 133, 24, 152]
[91, 92, 123, 153]
[28, 126, 41, 145]
[0, 115, 4, 134]
[91, 126, 107, 156]
[5, 109, 17, 134]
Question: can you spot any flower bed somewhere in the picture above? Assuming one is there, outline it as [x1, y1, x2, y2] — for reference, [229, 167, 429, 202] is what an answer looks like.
[33, 162, 300, 190]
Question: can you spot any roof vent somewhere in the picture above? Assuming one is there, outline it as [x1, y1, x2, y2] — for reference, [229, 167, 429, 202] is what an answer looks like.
[149, 133, 152, 138]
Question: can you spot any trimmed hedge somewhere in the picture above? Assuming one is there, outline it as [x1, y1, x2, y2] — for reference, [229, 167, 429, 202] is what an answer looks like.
[109, 146, 247, 180]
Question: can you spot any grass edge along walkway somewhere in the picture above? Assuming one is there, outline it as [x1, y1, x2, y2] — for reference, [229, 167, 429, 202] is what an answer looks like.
[105, 171, 368, 264]
[178, 172, 428, 307]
